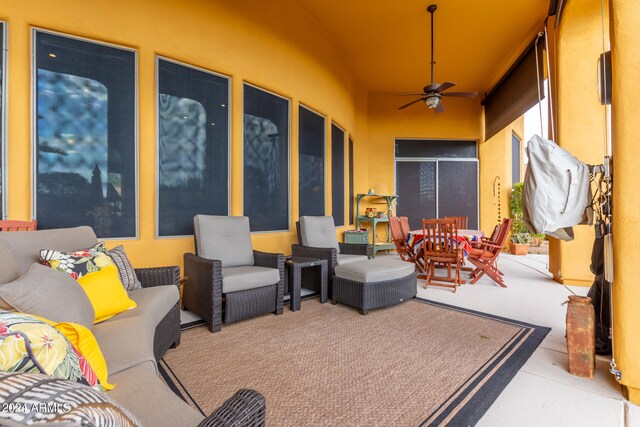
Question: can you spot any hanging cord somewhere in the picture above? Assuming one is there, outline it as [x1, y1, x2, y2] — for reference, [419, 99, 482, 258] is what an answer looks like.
[544, 25, 556, 141]
[534, 33, 545, 137]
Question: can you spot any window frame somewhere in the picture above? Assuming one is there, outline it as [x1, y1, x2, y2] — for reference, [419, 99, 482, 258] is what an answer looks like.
[154, 55, 231, 239]
[31, 28, 139, 239]
[0, 22, 7, 219]
[241, 82, 291, 234]
[298, 103, 326, 218]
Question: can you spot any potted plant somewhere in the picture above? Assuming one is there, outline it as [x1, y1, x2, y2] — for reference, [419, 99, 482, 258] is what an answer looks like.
[509, 182, 532, 255]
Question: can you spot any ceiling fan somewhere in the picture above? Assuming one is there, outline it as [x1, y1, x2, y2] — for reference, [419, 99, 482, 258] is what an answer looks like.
[398, 4, 478, 113]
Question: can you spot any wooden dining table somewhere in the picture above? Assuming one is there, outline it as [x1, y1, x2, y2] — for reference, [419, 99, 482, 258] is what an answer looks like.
[407, 228, 485, 284]
[408, 228, 485, 254]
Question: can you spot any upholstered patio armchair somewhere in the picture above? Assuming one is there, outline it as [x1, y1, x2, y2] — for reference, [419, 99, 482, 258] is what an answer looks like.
[291, 216, 372, 298]
[183, 215, 285, 333]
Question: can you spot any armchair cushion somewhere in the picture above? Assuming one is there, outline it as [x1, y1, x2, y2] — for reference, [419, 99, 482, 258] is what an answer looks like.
[337, 254, 369, 266]
[222, 266, 280, 293]
[194, 215, 255, 267]
[299, 216, 340, 253]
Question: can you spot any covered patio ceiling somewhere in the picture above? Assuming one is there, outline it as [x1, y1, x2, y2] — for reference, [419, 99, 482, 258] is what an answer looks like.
[293, 0, 549, 95]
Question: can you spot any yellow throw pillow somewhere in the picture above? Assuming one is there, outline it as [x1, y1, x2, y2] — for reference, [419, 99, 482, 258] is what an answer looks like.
[33, 315, 115, 391]
[77, 265, 137, 324]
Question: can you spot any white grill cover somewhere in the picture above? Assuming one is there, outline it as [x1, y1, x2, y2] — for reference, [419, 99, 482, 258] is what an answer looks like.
[522, 135, 592, 241]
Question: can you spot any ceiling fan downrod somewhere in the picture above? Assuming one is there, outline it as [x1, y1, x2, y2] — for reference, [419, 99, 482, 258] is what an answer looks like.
[428, 4, 437, 85]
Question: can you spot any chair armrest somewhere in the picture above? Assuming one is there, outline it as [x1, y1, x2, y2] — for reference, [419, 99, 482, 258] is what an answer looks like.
[198, 389, 266, 427]
[253, 250, 284, 270]
[291, 244, 338, 269]
[135, 266, 181, 289]
[183, 253, 223, 333]
[339, 242, 373, 258]
[253, 250, 285, 315]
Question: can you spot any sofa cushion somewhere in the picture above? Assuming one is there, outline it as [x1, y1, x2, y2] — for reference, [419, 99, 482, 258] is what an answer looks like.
[0, 264, 95, 329]
[0, 241, 20, 284]
[194, 215, 255, 267]
[337, 254, 369, 266]
[108, 363, 204, 427]
[40, 241, 114, 280]
[334, 257, 416, 283]
[222, 266, 280, 293]
[115, 285, 180, 327]
[78, 265, 137, 323]
[0, 372, 141, 427]
[0, 311, 104, 391]
[299, 216, 340, 253]
[92, 315, 156, 376]
[0, 226, 98, 275]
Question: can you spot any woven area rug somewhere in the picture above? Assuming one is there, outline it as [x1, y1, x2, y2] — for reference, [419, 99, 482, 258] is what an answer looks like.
[160, 298, 549, 426]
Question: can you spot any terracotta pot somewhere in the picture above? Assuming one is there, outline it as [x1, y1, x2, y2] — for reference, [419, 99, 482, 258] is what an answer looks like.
[566, 295, 595, 378]
[509, 242, 529, 255]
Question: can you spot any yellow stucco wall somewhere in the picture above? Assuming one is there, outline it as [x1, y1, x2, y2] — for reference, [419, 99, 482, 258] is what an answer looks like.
[552, 0, 609, 286]
[1, 0, 366, 268]
[550, 0, 606, 286]
[479, 116, 524, 236]
[610, 0, 640, 405]
[365, 92, 486, 235]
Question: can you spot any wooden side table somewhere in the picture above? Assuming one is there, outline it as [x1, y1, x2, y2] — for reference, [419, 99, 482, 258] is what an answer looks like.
[285, 257, 328, 311]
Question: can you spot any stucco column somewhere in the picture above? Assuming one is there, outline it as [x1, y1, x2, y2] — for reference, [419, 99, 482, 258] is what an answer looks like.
[610, 0, 640, 404]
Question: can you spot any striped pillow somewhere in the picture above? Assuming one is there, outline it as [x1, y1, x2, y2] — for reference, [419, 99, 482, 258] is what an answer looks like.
[0, 372, 140, 426]
[101, 245, 142, 292]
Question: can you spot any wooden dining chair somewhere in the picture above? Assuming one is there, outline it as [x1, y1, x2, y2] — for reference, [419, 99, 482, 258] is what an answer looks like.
[420, 218, 463, 292]
[445, 216, 469, 230]
[390, 216, 425, 272]
[0, 220, 37, 232]
[467, 218, 512, 287]
[399, 216, 411, 239]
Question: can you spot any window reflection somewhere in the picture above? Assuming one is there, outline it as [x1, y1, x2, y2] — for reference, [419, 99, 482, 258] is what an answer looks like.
[299, 106, 325, 217]
[157, 58, 229, 237]
[35, 30, 136, 238]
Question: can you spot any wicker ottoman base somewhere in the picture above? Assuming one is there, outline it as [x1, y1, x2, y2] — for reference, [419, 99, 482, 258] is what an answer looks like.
[331, 271, 417, 314]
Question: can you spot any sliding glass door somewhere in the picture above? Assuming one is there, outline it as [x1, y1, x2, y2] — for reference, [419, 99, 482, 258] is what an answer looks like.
[395, 138, 478, 230]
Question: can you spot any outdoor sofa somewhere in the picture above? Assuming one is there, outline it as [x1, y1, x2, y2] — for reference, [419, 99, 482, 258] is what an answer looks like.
[0, 226, 265, 426]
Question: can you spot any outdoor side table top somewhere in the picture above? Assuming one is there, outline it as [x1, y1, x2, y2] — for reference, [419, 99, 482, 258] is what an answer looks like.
[285, 257, 328, 311]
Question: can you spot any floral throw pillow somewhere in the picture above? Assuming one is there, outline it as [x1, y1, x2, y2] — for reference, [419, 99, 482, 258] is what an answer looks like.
[0, 310, 104, 392]
[40, 242, 114, 280]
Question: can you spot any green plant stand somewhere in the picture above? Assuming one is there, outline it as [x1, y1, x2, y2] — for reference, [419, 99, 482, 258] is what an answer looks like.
[355, 193, 397, 257]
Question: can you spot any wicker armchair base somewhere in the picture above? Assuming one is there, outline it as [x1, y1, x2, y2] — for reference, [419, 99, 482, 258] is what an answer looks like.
[332, 271, 417, 314]
[224, 285, 278, 324]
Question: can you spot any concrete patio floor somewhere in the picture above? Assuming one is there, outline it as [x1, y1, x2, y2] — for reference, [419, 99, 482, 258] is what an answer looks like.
[417, 253, 640, 427]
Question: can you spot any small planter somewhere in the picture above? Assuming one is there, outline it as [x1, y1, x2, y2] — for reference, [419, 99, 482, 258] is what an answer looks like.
[509, 242, 529, 255]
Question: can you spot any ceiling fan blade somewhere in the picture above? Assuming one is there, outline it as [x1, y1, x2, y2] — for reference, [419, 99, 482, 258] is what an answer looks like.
[434, 102, 446, 113]
[441, 91, 478, 98]
[399, 93, 429, 96]
[398, 98, 426, 110]
[435, 82, 456, 93]
[423, 83, 440, 93]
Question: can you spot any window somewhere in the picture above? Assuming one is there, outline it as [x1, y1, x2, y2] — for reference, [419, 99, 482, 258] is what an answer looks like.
[331, 123, 345, 226]
[298, 105, 325, 217]
[157, 58, 230, 237]
[0, 22, 5, 219]
[512, 133, 521, 185]
[34, 30, 137, 238]
[349, 137, 354, 225]
[243, 84, 289, 232]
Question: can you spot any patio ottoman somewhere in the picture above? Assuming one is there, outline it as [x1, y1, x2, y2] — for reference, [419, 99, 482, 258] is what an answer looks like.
[332, 258, 417, 314]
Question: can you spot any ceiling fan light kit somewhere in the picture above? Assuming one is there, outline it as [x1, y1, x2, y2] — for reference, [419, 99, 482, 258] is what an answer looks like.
[398, 4, 478, 113]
